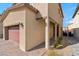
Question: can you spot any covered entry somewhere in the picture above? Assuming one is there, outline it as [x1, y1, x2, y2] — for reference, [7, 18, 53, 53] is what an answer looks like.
[5, 25, 19, 43]
[49, 22, 55, 46]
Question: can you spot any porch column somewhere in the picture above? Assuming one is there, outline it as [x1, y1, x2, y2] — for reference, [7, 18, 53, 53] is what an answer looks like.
[58, 25, 60, 38]
[45, 16, 50, 49]
[55, 24, 57, 40]
[59, 26, 62, 38]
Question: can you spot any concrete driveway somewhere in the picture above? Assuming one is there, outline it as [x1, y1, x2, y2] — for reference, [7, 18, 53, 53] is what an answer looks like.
[63, 37, 79, 56]
[68, 37, 79, 56]
[0, 39, 46, 56]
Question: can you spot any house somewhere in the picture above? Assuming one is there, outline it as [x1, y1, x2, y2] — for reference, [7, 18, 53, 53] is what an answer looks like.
[70, 4, 79, 38]
[0, 15, 3, 38]
[68, 23, 73, 31]
[68, 23, 74, 33]
[2, 3, 63, 51]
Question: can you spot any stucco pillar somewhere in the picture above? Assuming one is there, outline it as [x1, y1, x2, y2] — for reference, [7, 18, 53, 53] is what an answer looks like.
[55, 24, 57, 40]
[3, 27, 8, 40]
[59, 26, 60, 38]
[59, 26, 62, 38]
[3, 27, 5, 40]
[45, 16, 50, 49]
[19, 23, 26, 51]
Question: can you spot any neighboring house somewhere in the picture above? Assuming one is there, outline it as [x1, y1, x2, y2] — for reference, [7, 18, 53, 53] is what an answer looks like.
[70, 4, 79, 38]
[68, 23, 73, 32]
[68, 23, 73, 30]
[0, 15, 3, 38]
[63, 27, 68, 33]
[1, 3, 63, 51]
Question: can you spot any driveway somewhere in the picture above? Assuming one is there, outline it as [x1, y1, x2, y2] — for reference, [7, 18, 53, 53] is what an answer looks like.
[2, 37, 79, 56]
[66, 37, 79, 56]
[0, 39, 46, 56]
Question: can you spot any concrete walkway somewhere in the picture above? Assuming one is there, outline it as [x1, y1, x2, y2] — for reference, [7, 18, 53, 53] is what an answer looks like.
[0, 39, 46, 56]
[67, 37, 79, 56]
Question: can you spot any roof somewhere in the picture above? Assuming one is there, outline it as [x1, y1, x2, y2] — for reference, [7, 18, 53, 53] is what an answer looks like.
[1, 3, 39, 22]
[59, 3, 64, 18]
[72, 4, 79, 18]
[1, 3, 64, 22]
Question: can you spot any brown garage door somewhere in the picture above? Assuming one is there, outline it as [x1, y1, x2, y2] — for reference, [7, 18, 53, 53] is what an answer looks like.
[8, 25, 19, 43]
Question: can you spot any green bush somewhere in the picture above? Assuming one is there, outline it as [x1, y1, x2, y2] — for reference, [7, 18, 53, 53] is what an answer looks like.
[54, 37, 63, 48]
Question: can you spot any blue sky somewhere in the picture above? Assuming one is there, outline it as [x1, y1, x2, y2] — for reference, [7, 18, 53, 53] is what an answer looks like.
[0, 3, 12, 14]
[61, 3, 78, 27]
[0, 3, 78, 28]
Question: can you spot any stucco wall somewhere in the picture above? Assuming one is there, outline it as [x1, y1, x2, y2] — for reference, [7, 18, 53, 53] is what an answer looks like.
[74, 28, 79, 39]
[49, 22, 54, 39]
[3, 3, 63, 51]
[3, 8, 25, 26]
[30, 3, 48, 17]
[68, 24, 73, 30]
[48, 3, 63, 38]
[3, 7, 26, 51]
[48, 3, 63, 27]
[25, 7, 45, 50]
[0, 22, 3, 37]
[59, 26, 62, 37]
[71, 10, 79, 29]
[71, 10, 79, 39]
[0, 16, 3, 38]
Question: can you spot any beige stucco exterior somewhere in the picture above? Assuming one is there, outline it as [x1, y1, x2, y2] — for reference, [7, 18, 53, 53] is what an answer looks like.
[70, 10, 79, 29]
[25, 7, 45, 50]
[73, 11, 79, 38]
[48, 3, 63, 27]
[70, 6, 79, 39]
[3, 7, 26, 51]
[0, 15, 3, 38]
[3, 3, 63, 51]
[30, 3, 48, 17]
[48, 3, 63, 38]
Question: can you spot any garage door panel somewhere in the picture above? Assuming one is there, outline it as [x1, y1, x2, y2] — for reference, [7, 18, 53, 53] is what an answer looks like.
[8, 25, 19, 43]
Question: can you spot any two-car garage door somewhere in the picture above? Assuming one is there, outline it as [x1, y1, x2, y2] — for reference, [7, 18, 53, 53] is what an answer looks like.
[6, 25, 19, 43]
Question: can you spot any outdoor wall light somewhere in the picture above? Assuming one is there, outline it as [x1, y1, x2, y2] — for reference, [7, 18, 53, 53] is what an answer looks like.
[19, 22, 24, 27]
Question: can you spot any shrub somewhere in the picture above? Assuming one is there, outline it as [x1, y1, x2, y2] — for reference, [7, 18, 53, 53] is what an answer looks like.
[54, 37, 63, 48]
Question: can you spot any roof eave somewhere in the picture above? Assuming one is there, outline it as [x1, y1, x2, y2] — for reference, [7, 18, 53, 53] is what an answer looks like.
[72, 4, 79, 18]
[59, 3, 64, 18]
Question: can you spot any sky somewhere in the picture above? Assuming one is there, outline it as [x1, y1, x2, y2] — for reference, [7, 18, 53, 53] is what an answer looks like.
[0, 3, 78, 28]
[0, 3, 12, 14]
[61, 3, 78, 28]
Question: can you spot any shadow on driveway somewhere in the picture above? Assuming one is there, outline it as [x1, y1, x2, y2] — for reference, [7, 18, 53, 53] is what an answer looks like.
[62, 36, 79, 48]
